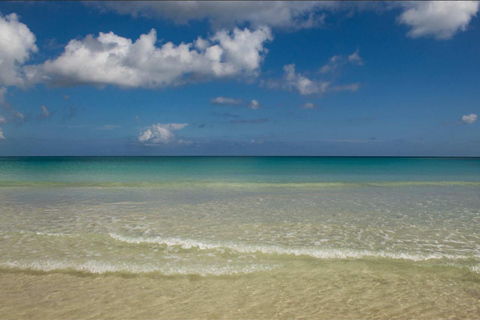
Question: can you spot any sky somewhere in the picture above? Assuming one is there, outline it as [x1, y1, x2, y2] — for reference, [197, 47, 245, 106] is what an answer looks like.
[0, 1, 479, 156]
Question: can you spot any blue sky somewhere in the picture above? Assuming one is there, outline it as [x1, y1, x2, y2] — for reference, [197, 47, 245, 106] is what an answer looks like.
[0, 1, 479, 156]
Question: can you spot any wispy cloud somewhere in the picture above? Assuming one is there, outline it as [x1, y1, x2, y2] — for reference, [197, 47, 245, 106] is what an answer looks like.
[210, 97, 243, 106]
[320, 49, 363, 74]
[264, 63, 359, 96]
[38, 105, 52, 119]
[211, 97, 262, 109]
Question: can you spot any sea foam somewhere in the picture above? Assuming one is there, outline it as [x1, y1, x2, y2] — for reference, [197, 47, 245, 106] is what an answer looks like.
[0, 260, 279, 276]
[109, 233, 468, 262]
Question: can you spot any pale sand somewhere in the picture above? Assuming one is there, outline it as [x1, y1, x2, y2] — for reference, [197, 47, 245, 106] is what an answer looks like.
[1, 260, 479, 319]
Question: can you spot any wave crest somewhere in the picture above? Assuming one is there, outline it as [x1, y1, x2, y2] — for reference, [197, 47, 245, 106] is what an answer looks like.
[109, 233, 468, 262]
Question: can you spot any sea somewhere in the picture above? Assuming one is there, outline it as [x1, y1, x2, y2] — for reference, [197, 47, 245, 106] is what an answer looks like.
[0, 157, 479, 319]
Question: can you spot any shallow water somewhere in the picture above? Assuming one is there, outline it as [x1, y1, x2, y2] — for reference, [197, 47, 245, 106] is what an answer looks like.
[0, 157, 479, 319]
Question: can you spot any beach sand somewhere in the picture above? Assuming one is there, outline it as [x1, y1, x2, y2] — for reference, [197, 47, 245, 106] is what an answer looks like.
[1, 259, 479, 319]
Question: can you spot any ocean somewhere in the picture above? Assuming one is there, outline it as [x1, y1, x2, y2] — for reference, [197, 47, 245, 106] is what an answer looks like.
[0, 157, 479, 319]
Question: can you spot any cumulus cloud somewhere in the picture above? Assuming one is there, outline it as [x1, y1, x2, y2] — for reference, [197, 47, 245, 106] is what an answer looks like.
[398, 1, 479, 40]
[0, 102, 27, 124]
[90, 1, 336, 30]
[0, 127, 5, 140]
[320, 49, 363, 74]
[210, 97, 243, 106]
[246, 99, 261, 110]
[265, 64, 359, 96]
[461, 113, 478, 124]
[91, 2, 479, 40]
[27, 26, 272, 88]
[138, 123, 190, 145]
[0, 13, 38, 86]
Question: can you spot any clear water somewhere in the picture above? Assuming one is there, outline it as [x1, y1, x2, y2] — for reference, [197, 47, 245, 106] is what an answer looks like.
[0, 157, 479, 319]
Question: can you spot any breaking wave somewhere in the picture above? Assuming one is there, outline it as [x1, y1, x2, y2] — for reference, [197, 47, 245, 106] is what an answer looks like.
[109, 233, 470, 262]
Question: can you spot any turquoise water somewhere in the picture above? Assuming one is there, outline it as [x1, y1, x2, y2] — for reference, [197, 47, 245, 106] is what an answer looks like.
[1, 156, 480, 184]
[0, 157, 479, 318]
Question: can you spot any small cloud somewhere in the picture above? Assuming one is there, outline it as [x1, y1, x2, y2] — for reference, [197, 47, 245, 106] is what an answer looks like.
[461, 114, 477, 124]
[44, 38, 65, 50]
[210, 97, 243, 106]
[299, 102, 320, 109]
[348, 49, 364, 65]
[231, 118, 268, 124]
[39, 105, 52, 119]
[0, 115, 6, 124]
[268, 64, 329, 95]
[138, 123, 189, 145]
[135, 115, 140, 123]
[320, 49, 363, 74]
[0, 128, 5, 140]
[265, 63, 361, 96]
[63, 95, 70, 100]
[247, 99, 261, 110]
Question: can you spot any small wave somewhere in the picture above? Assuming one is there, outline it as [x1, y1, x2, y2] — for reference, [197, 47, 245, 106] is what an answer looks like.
[109, 234, 468, 262]
[0, 260, 279, 276]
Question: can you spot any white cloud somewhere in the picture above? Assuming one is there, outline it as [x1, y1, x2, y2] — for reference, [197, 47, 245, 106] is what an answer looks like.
[0, 115, 6, 124]
[210, 97, 243, 106]
[461, 113, 478, 124]
[90, 2, 336, 30]
[0, 13, 38, 86]
[300, 102, 320, 109]
[320, 49, 363, 74]
[28, 27, 272, 88]
[282, 64, 329, 95]
[348, 49, 364, 65]
[0, 128, 5, 140]
[398, 1, 479, 40]
[265, 64, 360, 96]
[92, 2, 479, 40]
[40, 105, 51, 118]
[247, 99, 261, 110]
[138, 123, 190, 145]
